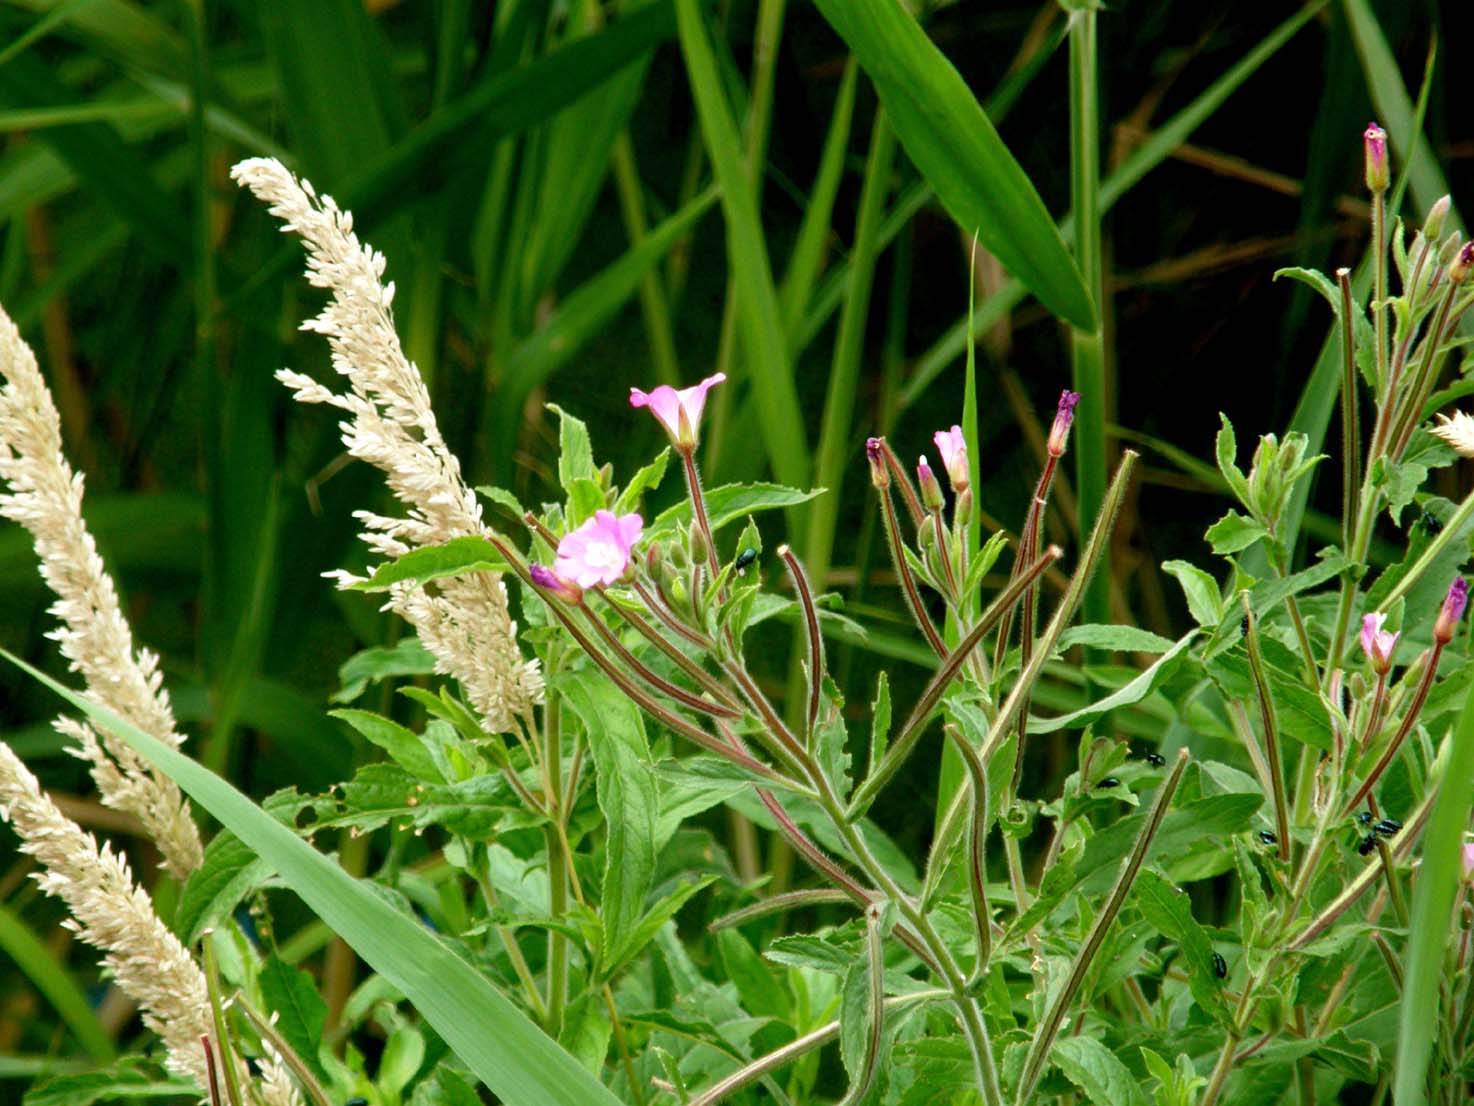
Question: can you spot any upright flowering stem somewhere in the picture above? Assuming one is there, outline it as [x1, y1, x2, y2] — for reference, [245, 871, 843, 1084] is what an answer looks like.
[1337, 268, 1360, 555]
[1366, 123, 1390, 412]
[681, 449, 722, 584]
[1243, 596, 1291, 861]
[868, 439, 946, 658]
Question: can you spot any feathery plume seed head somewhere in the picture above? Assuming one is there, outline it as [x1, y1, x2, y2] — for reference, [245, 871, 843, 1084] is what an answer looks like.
[0, 307, 201, 877]
[230, 157, 541, 733]
[1431, 410, 1474, 458]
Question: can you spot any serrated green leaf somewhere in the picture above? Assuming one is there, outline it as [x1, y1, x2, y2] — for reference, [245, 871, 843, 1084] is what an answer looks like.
[1162, 560, 1224, 627]
[1056, 624, 1176, 653]
[348, 537, 508, 592]
[1052, 1036, 1150, 1106]
[1215, 414, 1252, 506]
[1205, 511, 1268, 555]
[258, 956, 329, 1082]
[653, 482, 825, 534]
[331, 708, 443, 783]
[1132, 869, 1233, 1026]
[333, 638, 437, 703]
[1030, 633, 1197, 735]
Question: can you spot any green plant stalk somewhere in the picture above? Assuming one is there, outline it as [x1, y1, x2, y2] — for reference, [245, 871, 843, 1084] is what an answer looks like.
[685, 991, 947, 1106]
[1396, 690, 1474, 1106]
[201, 938, 244, 1106]
[848, 547, 1062, 818]
[544, 690, 568, 1038]
[875, 469, 948, 658]
[1338, 269, 1361, 554]
[778, 545, 824, 742]
[1014, 749, 1190, 1106]
[942, 725, 992, 971]
[1242, 594, 1291, 861]
[1388, 280, 1461, 459]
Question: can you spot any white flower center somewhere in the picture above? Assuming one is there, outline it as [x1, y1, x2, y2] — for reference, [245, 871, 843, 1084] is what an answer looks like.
[584, 539, 623, 572]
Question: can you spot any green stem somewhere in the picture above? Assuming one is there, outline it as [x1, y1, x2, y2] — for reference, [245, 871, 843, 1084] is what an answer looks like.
[544, 693, 568, 1038]
[1242, 594, 1291, 861]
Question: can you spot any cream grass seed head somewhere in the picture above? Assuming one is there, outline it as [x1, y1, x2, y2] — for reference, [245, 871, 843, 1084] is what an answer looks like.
[231, 157, 542, 733]
[0, 308, 201, 878]
[0, 742, 303, 1105]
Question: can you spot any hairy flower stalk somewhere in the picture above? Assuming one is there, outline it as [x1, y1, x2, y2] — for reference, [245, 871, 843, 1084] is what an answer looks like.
[868, 438, 946, 657]
[0, 742, 300, 1106]
[0, 307, 201, 877]
[231, 158, 540, 735]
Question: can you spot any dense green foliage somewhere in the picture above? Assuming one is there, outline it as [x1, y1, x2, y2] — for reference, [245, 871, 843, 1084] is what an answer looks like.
[1, 2, 1473, 1105]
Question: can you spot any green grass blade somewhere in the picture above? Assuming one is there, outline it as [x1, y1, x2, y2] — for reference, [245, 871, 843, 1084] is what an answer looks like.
[0, 903, 115, 1062]
[675, 0, 810, 490]
[1068, 6, 1108, 628]
[0, 649, 625, 1106]
[810, 0, 1093, 331]
[494, 186, 718, 443]
[1395, 690, 1474, 1106]
[778, 57, 858, 343]
[902, 0, 1325, 408]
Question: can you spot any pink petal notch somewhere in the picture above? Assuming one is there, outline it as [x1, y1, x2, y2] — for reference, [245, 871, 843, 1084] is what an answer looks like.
[555, 510, 644, 589]
[630, 373, 727, 450]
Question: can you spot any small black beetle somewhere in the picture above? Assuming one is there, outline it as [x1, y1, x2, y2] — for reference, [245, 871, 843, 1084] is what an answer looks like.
[1357, 833, 1379, 856]
[1145, 752, 1166, 767]
[1211, 952, 1228, 979]
[734, 547, 759, 575]
[1096, 777, 1120, 790]
[1257, 829, 1277, 846]
[1373, 818, 1402, 837]
[1355, 811, 1374, 826]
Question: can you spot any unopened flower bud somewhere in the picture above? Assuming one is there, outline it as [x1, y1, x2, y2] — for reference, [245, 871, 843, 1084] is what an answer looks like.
[1364, 122, 1388, 194]
[917, 455, 944, 512]
[689, 519, 708, 565]
[954, 487, 973, 528]
[530, 563, 583, 605]
[1424, 195, 1451, 241]
[866, 437, 890, 490]
[1434, 577, 1468, 644]
[1439, 233, 1463, 269]
[645, 542, 662, 575]
[1359, 612, 1398, 675]
[1046, 390, 1082, 458]
[1449, 242, 1474, 286]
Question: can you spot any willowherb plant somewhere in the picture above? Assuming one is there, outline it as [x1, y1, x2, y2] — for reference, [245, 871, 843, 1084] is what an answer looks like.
[5, 121, 1474, 1106]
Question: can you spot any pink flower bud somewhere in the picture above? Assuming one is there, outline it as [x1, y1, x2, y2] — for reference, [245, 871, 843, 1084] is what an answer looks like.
[629, 373, 726, 450]
[866, 437, 889, 490]
[530, 563, 583, 605]
[1435, 577, 1468, 645]
[1359, 612, 1399, 675]
[1463, 841, 1474, 881]
[932, 425, 969, 492]
[917, 455, 944, 512]
[1364, 122, 1388, 193]
[1046, 391, 1081, 458]
[554, 509, 643, 588]
[1450, 241, 1474, 286]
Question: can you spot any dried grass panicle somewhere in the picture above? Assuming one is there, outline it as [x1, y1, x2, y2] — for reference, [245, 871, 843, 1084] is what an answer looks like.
[231, 156, 542, 733]
[0, 742, 303, 1105]
[0, 307, 201, 877]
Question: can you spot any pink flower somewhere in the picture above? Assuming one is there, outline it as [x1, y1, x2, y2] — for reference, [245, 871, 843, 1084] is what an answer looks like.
[933, 426, 969, 491]
[629, 373, 726, 450]
[1463, 842, 1474, 881]
[555, 510, 643, 588]
[1435, 577, 1469, 644]
[1047, 390, 1081, 458]
[1359, 612, 1399, 675]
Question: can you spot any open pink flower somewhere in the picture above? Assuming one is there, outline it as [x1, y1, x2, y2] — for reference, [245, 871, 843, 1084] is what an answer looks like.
[555, 510, 643, 588]
[933, 426, 969, 491]
[1359, 612, 1399, 675]
[629, 373, 726, 450]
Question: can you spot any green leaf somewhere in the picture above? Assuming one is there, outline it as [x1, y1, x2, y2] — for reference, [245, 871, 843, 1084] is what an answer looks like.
[1131, 870, 1233, 1026]
[1162, 560, 1224, 627]
[717, 928, 791, 1023]
[808, 0, 1094, 330]
[348, 536, 508, 592]
[257, 956, 329, 1082]
[557, 671, 656, 975]
[606, 877, 715, 977]
[614, 448, 672, 516]
[0, 649, 625, 1106]
[653, 482, 824, 533]
[1205, 511, 1268, 555]
[1215, 415, 1252, 507]
[330, 709, 444, 783]
[333, 638, 437, 703]
[1030, 633, 1197, 735]
[549, 403, 596, 490]
[868, 673, 891, 782]
[1056, 624, 1176, 653]
[409, 1068, 482, 1106]
[1052, 1036, 1150, 1106]
[22, 1058, 195, 1106]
